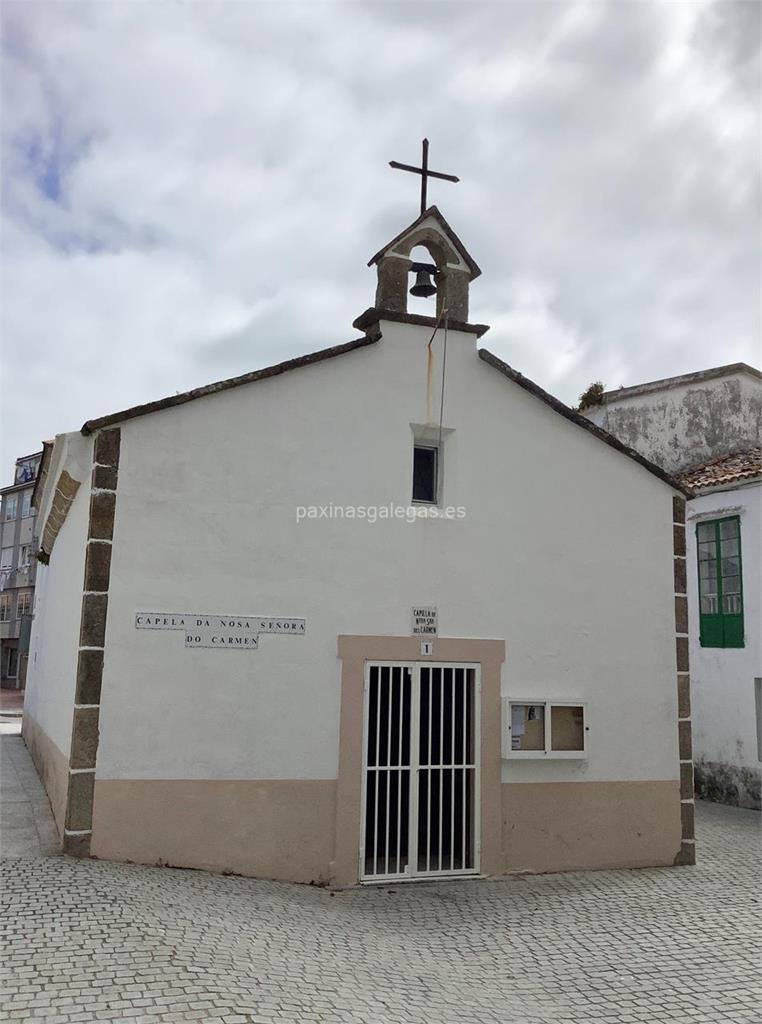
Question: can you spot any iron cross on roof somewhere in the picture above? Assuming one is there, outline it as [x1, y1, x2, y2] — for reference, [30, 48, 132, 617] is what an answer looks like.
[389, 139, 459, 216]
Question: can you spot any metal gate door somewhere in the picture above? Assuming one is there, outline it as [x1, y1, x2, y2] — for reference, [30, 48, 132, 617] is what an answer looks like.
[361, 662, 480, 882]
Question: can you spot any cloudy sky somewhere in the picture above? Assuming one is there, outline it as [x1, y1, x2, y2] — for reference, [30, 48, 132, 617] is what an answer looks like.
[1, 0, 759, 473]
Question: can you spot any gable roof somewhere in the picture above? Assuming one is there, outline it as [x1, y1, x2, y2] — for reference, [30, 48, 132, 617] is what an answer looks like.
[76, 328, 687, 495]
[678, 448, 762, 494]
[478, 349, 689, 495]
[80, 336, 378, 435]
[368, 206, 481, 279]
[598, 363, 761, 404]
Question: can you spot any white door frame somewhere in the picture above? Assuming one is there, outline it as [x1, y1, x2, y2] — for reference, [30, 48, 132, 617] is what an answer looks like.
[359, 660, 481, 883]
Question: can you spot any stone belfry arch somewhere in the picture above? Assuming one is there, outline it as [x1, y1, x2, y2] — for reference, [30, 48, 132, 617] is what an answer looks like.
[363, 206, 482, 326]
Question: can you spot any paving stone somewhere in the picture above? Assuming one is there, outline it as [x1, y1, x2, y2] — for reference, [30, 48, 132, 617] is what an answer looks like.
[1, 734, 760, 1024]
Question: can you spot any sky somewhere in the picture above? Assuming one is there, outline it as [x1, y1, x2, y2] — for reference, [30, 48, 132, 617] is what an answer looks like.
[1, 0, 759, 474]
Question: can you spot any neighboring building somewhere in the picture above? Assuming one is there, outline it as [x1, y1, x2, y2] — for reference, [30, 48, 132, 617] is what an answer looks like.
[1, 452, 42, 691]
[24, 205, 693, 883]
[584, 367, 761, 809]
[582, 364, 761, 474]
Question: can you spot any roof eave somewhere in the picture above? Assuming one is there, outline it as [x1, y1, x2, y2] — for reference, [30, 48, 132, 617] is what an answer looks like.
[31, 441, 55, 516]
[353, 307, 489, 338]
[0, 481, 37, 497]
[81, 335, 378, 436]
[598, 362, 762, 403]
[683, 474, 762, 497]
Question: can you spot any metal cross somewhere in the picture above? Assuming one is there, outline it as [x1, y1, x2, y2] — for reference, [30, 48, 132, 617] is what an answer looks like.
[389, 138, 459, 215]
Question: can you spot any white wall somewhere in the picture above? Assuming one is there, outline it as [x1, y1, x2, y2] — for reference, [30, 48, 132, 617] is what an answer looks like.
[24, 458, 91, 756]
[688, 482, 762, 788]
[96, 321, 679, 786]
[585, 370, 761, 473]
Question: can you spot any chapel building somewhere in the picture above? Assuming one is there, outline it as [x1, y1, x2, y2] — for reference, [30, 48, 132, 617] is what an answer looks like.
[23, 205, 694, 884]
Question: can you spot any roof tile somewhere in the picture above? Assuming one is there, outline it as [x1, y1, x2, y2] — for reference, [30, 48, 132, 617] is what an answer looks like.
[679, 448, 762, 492]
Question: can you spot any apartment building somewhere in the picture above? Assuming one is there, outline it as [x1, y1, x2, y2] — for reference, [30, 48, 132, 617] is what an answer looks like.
[1, 451, 42, 690]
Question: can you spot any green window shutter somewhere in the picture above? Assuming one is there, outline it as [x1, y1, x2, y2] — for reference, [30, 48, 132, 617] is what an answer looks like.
[696, 516, 745, 649]
[700, 613, 724, 647]
[722, 614, 744, 648]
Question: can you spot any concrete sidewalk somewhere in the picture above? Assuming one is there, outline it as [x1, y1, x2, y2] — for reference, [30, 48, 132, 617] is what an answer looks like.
[0, 689, 24, 716]
[0, 729, 59, 857]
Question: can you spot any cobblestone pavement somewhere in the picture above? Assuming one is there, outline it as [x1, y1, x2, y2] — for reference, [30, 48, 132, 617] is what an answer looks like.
[1, 734, 760, 1024]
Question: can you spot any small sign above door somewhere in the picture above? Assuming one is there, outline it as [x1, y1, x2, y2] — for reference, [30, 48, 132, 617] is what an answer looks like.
[411, 606, 437, 636]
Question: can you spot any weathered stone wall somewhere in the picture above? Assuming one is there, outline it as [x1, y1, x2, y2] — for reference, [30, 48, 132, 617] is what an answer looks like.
[585, 370, 761, 473]
[694, 759, 760, 810]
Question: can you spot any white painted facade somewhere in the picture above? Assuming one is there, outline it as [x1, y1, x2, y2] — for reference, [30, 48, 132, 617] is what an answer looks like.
[81, 321, 678, 786]
[687, 481, 762, 807]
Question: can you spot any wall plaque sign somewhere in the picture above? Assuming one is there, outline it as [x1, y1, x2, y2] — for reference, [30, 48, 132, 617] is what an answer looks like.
[135, 613, 305, 651]
[184, 632, 259, 650]
[411, 606, 437, 636]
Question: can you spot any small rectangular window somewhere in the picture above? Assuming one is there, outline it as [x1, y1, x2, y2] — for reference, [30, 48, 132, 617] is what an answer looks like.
[4, 496, 17, 521]
[21, 491, 32, 518]
[413, 445, 438, 503]
[0, 547, 13, 570]
[697, 516, 744, 648]
[16, 592, 32, 618]
[506, 700, 587, 758]
[0, 595, 10, 622]
[19, 545, 30, 568]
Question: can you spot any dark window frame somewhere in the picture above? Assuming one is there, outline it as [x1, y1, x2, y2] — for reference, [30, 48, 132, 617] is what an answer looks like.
[412, 444, 439, 504]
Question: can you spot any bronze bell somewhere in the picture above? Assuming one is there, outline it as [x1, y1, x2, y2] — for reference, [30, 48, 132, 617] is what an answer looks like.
[409, 262, 437, 298]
